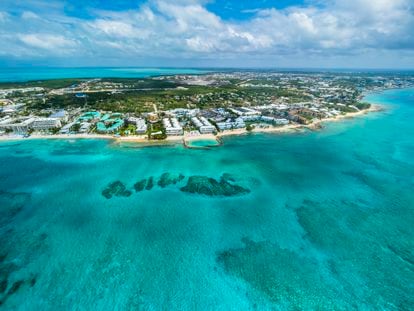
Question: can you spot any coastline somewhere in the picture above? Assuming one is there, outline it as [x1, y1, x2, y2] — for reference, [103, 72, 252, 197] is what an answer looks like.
[218, 103, 383, 137]
[0, 104, 384, 146]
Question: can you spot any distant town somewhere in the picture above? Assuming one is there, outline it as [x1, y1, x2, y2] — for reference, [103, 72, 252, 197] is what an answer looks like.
[0, 71, 413, 142]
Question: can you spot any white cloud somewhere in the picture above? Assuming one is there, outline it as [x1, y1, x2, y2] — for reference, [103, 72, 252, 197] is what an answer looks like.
[0, 0, 413, 66]
[18, 34, 77, 51]
[21, 11, 40, 20]
[88, 20, 150, 39]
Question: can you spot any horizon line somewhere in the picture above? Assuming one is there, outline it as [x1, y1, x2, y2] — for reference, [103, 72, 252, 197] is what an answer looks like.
[1, 66, 414, 72]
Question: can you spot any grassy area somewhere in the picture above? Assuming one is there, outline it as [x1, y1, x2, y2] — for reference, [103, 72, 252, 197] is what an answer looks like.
[147, 122, 167, 140]
[119, 124, 137, 136]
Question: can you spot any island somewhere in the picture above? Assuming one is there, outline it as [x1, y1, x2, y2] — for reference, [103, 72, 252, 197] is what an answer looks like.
[1, 71, 412, 146]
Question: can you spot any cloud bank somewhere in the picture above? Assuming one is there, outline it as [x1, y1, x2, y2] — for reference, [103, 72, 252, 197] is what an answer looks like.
[0, 0, 413, 68]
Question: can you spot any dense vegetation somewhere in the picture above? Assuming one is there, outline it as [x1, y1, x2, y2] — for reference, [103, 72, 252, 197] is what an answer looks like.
[0, 75, 378, 114]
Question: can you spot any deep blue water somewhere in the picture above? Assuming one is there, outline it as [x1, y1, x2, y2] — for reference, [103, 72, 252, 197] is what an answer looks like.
[0, 67, 207, 82]
[0, 89, 413, 309]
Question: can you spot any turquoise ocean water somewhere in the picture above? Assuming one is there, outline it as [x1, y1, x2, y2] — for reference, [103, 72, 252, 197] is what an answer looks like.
[0, 88, 413, 309]
[0, 68, 207, 83]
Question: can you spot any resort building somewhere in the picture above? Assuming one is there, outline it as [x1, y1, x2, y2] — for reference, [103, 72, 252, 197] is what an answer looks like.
[163, 117, 183, 136]
[216, 118, 246, 131]
[237, 115, 289, 125]
[1, 104, 25, 114]
[239, 115, 261, 122]
[127, 117, 147, 134]
[274, 118, 289, 125]
[79, 122, 92, 133]
[216, 122, 232, 131]
[0, 116, 13, 126]
[229, 107, 261, 116]
[31, 118, 62, 131]
[191, 117, 216, 134]
[0, 117, 35, 134]
[78, 111, 101, 122]
[59, 122, 75, 134]
[96, 113, 124, 134]
[169, 108, 198, 118]
[49, 110, 68, 122]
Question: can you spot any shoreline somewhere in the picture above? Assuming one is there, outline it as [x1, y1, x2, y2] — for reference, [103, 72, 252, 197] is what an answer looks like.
[0, 104, 384, 146]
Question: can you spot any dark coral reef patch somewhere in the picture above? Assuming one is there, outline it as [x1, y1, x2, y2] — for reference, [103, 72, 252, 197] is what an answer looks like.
[134, 179, 147, 192]
[180, 175, 250, 197]
[157, 173, 185, 188]
[103, 173, 251, 198]
[145, 177, 154, 190]
[102, 181, 132, 199]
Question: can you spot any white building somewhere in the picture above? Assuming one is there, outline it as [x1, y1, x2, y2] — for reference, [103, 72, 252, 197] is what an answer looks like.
[1, 104, 25, 114]
[216, 122, 233, 131]
[49, 110, 68, 122]
[127, 117, 147, 134]
[79, 122, 91, 133]
[0, 117, 35, 134]
[191, 117, 216, 134]
[274, 119, 289, 125]
[136, 119, 148, 134]
[163, 117, 183, 136]
[240, 115, 261, 122]
[216, 118, 246, 131]
[0, 116, 13, 126]
[169, 108, 199, 117]
[229, 107, 261, 116]
[60, 122, 75, 134]
[31, 118, 62, 131]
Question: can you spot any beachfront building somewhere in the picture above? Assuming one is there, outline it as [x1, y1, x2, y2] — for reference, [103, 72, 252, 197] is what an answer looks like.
[239, 115, 261, 122]
[31, 118, 62, 131]
[216, 118, 246, 131]
[0, 117, 35, 134]
[59, 122, 75, 134]
[274, 118, 289, 125]
[191, 116, 216, 134]
[78, 111, 101, 122]
[79, 122, 92, 133]
[163, 117, 183, 136]
[238, 115, 289, 126]
[96, 113, 124, 134]
[127, 117, 147, 134]
[136, 119, 147, 134]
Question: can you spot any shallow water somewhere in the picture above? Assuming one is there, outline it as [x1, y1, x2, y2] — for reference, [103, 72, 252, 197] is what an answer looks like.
[186, 139, 221, 148]
[0, 67, 207, 82]
[0, 89, 413, 310]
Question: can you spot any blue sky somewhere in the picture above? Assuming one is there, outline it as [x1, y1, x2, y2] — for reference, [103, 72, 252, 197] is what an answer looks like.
[0, 0, 413, 68]
[2, 1, 308, 20]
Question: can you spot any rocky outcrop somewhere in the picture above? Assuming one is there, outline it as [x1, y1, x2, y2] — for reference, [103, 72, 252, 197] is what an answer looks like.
[145, 177, 154, 190]
[157, 173, 185, 188]
[104, 173, 250, 198]
[180, 175, 250, 197]
[102, 181, 132, 199]
[134, 179, 147, 192]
